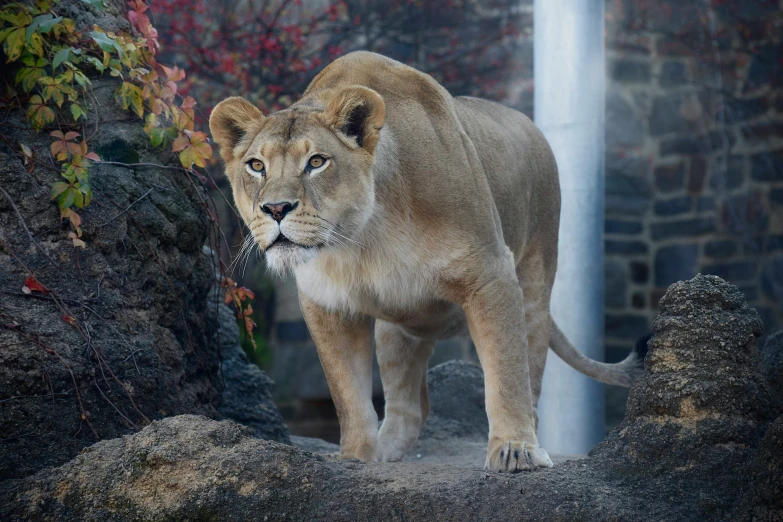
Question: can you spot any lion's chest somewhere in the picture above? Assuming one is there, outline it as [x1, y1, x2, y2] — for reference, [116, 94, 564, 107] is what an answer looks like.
[295, 261, 429, 321]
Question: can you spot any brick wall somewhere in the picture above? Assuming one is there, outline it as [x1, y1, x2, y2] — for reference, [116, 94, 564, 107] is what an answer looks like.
[603, 0, 783, 427]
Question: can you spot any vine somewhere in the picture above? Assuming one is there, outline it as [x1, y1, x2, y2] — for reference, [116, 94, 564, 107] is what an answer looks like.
[0, 0, 255, 343]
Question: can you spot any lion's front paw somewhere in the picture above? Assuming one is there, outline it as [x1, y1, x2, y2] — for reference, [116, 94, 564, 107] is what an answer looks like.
[335, 440, 380, 462]
[485, 440, 553, 472]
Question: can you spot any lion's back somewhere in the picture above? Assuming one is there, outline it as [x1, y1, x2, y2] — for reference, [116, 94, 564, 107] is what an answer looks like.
[304, 51, 559, 258]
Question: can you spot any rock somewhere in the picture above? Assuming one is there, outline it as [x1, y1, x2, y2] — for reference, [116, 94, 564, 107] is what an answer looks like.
[1, 276, 779, 521]
[606, 88, 645, 146]
[0, 77, 223, 479]
[595, 274, 775, 517]
[420, 360, 488, 440]
[0, 415, 671, 522]
[605, 261, 627, 308]
[0, 0, 288, 480]
[750, 415, 783, 521]
[216, 304, 290, 444]
[291, 435, 339, 454]
[761, 331, 783, 412]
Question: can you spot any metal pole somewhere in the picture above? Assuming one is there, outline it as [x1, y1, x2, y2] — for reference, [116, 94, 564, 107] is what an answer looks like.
[534, 0, 606, 455]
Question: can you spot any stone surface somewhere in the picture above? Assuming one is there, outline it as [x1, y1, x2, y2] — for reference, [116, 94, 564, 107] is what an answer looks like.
[605, 240, 648, 255]
[596, 275, 776, 518]
[0, 58, 222, 482]
[606, 172, 651, 216]
[704, 240, 738, 259]
[630, 261, 649, 284]
[654, 162, 686, 192]
[660, 131, 734, 156]
[703, 261, 757, 283]
[1, 276, 778, 521]
[761, 331, 783, 413]
[750, 414, 783, 521]
[606, 89, 645, 146]
[751, 150, 783, 182]
[605, 219, 642, 235]
[654, 196, 692, 216]
[0, 0, 290, 481]
[605, 313, 650, 340]
[651, 217, 715, 240]
[605, 261, 627, 308]
[611, 59, 651, 83]
[216, 304, 290, 444]
[655, 244, 698, 286]
[659, 61, 687, 87]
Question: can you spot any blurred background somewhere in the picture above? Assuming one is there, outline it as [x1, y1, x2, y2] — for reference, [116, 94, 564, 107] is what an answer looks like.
[149, 0, 783, 441]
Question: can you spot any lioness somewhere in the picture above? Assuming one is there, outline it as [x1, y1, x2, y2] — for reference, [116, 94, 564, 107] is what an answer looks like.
[210, 52, 643, 472]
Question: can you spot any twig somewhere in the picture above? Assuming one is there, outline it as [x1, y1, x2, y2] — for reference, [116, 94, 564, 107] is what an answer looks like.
[0, 186, 57, 266]
[3, 326, 99, 440]
[92, 187, 197, 355]
[95, 188, 153, 227]
[94, 160, 187, 172]
[0, 290, 84, 305]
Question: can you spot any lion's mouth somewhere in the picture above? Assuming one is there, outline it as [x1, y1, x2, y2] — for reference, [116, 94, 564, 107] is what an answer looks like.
[267, 233, 318, 250]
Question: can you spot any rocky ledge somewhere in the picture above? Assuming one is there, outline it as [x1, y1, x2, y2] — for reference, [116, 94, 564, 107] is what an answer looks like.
[1, 275, 781, 521]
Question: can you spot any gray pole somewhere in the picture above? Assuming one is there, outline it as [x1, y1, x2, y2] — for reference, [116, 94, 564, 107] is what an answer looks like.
[534, 0, 606, 455]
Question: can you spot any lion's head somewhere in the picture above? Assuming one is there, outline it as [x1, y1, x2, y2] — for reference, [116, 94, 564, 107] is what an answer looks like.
[209, 86, 386, 275]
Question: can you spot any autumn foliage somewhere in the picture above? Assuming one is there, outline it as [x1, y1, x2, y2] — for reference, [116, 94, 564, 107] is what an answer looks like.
[153, 0, 532, 120]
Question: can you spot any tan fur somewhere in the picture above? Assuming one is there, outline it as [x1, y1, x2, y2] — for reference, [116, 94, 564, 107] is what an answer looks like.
[210, 52, 639, 472]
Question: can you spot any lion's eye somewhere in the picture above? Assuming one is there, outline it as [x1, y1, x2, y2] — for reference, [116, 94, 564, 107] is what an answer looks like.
[246, 159, 265, 176]
[308, 155, 326, 169]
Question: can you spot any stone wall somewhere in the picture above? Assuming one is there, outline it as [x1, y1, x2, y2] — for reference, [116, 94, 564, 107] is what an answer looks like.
[603, 0, 783, 426]
[267, 0, 783, 436]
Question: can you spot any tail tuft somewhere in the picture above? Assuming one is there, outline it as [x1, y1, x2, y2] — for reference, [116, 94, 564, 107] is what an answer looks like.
[634, 332, 652, 361]
[549, 321, 651, 388]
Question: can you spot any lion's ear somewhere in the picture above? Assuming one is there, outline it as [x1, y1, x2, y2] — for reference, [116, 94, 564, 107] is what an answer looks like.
[209, 97, 264, 161]
[322, 86, 385, 154]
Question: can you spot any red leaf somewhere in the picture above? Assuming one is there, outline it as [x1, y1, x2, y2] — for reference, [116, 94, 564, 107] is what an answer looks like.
[23, 277, 47, 293]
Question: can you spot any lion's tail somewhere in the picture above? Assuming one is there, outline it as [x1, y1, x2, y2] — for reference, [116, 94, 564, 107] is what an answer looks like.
[548, 320, 650, 388]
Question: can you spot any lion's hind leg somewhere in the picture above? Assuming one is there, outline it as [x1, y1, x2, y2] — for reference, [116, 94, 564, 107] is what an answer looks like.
[376, 321, 435, 462]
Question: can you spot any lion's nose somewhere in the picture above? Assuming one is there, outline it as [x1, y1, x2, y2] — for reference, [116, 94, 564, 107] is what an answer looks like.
[261, 201, 298, 222]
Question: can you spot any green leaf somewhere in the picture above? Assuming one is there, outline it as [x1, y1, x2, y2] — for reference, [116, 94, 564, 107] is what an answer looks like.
[36, 15, 62, 34]
[80, 0, 105, 10]
[27, 32, 43, 57]
[73, 70, 90, 87]
[15, 56, 47, 92]
[58, 186, 76, 208]
[52, 46, 71, 69]
[149, 127, 164, 147]
[0, 11, 32, 27]
[51, 181, 69, 198]
[72, 188, 84, 208]
[69, 103, 85, 122]
[25, 95, 55, 130]
[0, 27, 15, 45]
[26, 15, 62, 42]
[115, 81, 144, 118]
[83, 55, 104, 72]
[3, 27, 25, 62]
[89, 31, 123, 58]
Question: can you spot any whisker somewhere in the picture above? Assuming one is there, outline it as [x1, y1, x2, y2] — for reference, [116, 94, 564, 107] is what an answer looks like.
[314, 222, 367, 251]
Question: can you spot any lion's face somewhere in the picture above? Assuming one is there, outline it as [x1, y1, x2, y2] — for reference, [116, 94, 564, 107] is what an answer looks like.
[209, 87, 385, 275]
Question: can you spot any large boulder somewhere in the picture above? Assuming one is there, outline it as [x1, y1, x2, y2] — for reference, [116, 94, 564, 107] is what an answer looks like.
[594, 274, 776, 515]
[0, 0, 287, 480]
